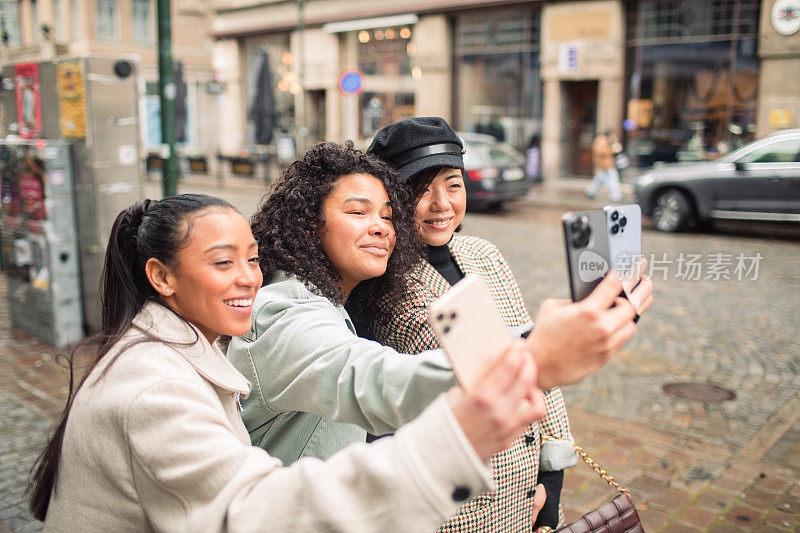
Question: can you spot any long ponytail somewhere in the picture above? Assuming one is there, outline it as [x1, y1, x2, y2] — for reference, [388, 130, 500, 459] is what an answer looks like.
[27, 194, 234, 521]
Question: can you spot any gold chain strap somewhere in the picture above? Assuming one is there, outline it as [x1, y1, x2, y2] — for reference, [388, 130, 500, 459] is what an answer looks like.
[542, 435, 631, 496]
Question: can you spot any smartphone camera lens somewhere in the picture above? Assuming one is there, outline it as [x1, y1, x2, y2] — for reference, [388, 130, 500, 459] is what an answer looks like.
[570, 218, 582, 232]
[611, 224, 619, 235]
[573, 224, 591, 248]
[620, 216, 627, 227]
[611, 211, 619, 221]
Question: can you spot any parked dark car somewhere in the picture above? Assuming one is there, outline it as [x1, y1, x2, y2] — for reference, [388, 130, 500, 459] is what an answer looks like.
[458, 132, 538, 209]
[635, 129, 800, 232]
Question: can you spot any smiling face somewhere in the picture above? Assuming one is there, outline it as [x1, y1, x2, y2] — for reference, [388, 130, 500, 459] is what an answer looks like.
[414, 167, 467, 246]
[319, 173, 396, 301]
[159, 208, 263, 344]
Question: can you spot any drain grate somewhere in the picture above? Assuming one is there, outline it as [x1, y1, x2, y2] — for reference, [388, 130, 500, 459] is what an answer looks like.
[662, 382, 736, 402]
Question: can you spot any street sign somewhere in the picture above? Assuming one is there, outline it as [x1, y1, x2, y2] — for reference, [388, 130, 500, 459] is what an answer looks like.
[338, 69, 364, 96]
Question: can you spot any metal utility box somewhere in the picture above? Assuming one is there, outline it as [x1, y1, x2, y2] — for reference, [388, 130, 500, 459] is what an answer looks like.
[0, 140, 82, 347]
[0, 56, 142, 336]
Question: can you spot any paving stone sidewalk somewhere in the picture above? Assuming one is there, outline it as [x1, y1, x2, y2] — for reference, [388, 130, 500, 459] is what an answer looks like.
[0, 266, 797, 531]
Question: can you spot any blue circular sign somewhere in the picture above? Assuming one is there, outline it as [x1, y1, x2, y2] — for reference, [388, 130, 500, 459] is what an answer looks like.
[339, 69, 364, 95]
[623, 118, 636, 131]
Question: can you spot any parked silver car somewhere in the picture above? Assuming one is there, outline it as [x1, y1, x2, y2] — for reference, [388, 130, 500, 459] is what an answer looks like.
[635, 129, 800, 232]
[458, 132, 538, 209]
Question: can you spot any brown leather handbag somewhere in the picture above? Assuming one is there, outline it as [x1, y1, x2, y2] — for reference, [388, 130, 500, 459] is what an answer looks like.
[542, 436, 645, 533]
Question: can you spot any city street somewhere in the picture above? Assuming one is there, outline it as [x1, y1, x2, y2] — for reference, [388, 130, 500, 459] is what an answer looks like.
[1, 182, 799, 531]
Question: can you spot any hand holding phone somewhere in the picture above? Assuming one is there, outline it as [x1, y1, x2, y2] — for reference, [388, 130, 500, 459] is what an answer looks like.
[561, 209, 610, 302]
[428, 275, 514, 391]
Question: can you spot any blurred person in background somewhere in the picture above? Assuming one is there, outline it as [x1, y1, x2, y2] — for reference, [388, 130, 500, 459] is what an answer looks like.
[586, 129, 623, 202]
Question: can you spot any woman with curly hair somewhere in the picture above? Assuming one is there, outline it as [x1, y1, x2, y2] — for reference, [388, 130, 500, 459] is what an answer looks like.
[29, 193, 550, 531]
[228, 140, 650, 479]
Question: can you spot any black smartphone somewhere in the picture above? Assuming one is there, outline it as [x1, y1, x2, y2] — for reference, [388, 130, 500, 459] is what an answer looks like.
[562, 209, 610, 302]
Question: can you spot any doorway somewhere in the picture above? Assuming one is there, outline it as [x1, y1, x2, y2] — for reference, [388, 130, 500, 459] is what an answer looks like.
[562, 81, 598, 177]
[306, 90, 327, 145]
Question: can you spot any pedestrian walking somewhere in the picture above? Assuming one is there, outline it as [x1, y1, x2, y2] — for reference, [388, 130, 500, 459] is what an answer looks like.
[586, 129, 623, 202]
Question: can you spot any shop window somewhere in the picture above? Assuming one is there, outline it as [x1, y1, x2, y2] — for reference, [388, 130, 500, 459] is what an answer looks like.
[360, 92, 414, 140]
[625, 0, 759, 168]
[627, 0, 759, 41]
[143, 81, 196, 148]
[243, 33, 296, 146]
[356, 26, 413, 77]
[454, 8, 542, 151]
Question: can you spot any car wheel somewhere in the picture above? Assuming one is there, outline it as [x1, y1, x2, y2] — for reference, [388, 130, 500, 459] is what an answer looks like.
[653, 189, 693, 232]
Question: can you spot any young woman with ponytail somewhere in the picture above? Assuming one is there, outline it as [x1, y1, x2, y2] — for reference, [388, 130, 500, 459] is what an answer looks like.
[27, 193, 549, 532]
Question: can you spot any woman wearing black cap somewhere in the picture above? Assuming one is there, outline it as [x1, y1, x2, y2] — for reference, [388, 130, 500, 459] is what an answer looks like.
[229, 140, 651, 532]
[359, 117, 650, 532]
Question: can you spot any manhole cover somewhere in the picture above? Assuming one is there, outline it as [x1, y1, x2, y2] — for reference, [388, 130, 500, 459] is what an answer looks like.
[662, 382, 736, 402]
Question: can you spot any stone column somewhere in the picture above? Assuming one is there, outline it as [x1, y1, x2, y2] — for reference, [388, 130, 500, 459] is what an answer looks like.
[413, 14, 452, 122]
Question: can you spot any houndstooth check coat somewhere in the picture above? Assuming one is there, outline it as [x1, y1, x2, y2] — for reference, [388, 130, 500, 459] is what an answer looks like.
[370, 235, 574, 533]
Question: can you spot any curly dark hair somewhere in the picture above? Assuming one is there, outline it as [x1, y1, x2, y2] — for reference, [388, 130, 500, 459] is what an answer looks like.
[251, 140, 423, 314]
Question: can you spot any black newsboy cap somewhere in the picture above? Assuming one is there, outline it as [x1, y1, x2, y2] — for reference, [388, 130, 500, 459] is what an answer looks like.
[367, 117, 464, 184]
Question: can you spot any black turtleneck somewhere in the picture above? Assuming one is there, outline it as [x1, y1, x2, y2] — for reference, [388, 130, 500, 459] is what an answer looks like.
[427, 243, 463, 286]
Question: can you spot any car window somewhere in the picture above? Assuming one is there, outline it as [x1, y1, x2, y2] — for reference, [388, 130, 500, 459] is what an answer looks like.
[487, 144, 525, 166]
[737, 138, 800, 163]
[466, 140, 524, 166]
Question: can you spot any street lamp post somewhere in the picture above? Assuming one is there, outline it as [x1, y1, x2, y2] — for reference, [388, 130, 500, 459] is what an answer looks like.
[157, 0, 178, 197]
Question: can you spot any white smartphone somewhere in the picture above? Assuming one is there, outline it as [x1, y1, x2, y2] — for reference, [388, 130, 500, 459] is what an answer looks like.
[428, 275, 513, 391]
[603, 204, 642, 279]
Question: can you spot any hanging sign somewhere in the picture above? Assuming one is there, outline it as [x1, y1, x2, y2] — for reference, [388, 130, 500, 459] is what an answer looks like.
[15, 63, 42, 140]
[57, 59, 87, 139]
[338, 69, 364, 96]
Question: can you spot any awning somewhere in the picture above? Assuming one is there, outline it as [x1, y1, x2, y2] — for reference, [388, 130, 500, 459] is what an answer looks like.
[322, 14, 418, 34]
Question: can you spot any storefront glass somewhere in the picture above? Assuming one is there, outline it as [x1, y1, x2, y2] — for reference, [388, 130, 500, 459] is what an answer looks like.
[453, 8, 542, 151]
[355, 25, 415, 140]
[359, 91, 414, 139]
[244, 33, 296, 145]
[356, 25, 413, 77]
[625, 0, 760, 167]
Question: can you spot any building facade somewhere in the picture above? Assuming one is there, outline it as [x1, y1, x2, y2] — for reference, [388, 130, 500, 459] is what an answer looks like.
[209, 0, 800, 180]
[4, 0, 795, 180]
[0, 0, 219, 172]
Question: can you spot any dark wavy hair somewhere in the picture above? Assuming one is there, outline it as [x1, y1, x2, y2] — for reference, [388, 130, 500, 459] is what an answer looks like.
[27, 194, 235, 521]
[251, 140, 422, 321]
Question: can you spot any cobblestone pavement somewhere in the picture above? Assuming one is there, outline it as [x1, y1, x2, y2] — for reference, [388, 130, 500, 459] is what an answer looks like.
[1, 182, 798, 531]
[0, 275, 65, 532]
[461, 203, 800, 530]
[462, 204, 800, 456]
